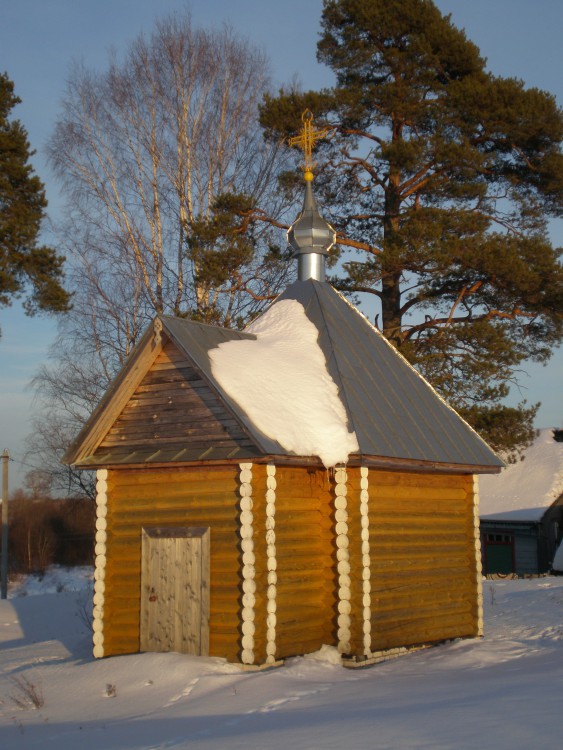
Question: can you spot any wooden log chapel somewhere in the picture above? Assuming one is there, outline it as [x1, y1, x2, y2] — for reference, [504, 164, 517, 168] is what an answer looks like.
[64, 113, 503, 668]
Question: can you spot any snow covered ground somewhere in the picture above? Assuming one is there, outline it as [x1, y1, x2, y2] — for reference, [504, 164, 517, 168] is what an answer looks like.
[1, 568, 562, 749]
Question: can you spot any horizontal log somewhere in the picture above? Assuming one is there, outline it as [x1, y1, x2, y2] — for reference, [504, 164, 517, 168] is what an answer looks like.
[368, 540, 472, 554]
[104, 624, 139, 639]
[369, 560, 472, 576]
[101, 613, 140, 629]
[275, 545, 333, 560]
[209, 606, 240, 623]
[112, 468, 237, 486]
[371, 590, 474, 615]
[371, 615, 476, 647]
[108, 519, 237, 536]
[368, 550, 472, 564]
[103, 640, 140, 656]
[366, 486, 468, 501]
[369, 504, 470, 519]
[356, 549, 469, 567]
[276, 568, 332, 584]
[368, 513, 471, 528]
[367, 529, 471, 542]
[275, 531, 332, 547]
[270, 507, 328, 523]
[274, 549, 332, 567]
[109, 516, 238, 534]
[106, 536, 240, 559]
[275, 637, 330, 658]
[367, 567, 474, 587]
[276, 581, 328, 598]
[208, 621, 240, 637]
[209, 632, 240, 649]
[275, 609, 331, 628]
[373, 598, 472, 625]
[112, 492, 240, 509]
[104, 544, 239, 568]
[111, 494, 240, 510]
[102, 575, 139, 592]
[364, 471, 470, 489]
[274, 493, 331, 508]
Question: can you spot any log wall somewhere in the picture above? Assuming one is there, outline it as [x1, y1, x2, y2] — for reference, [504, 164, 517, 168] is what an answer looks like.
[102, 466, 242, 661]
[272, 467, 336, 659]
[361, 470, 478, 652]
[98, 461, 479, 666]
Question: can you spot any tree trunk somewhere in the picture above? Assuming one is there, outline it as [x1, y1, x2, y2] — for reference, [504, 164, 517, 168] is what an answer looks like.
[381, 172, 403, 345]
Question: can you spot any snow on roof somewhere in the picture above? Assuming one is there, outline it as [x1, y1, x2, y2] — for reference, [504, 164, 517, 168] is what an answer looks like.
[479, 429, 563, 522]
[209, 299, 359, 468]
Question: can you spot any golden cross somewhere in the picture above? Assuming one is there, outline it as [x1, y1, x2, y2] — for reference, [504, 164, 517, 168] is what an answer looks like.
[288, 110, 332, 181]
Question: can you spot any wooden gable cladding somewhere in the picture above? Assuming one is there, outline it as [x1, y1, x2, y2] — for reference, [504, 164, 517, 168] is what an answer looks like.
[95, 341, 257, 459]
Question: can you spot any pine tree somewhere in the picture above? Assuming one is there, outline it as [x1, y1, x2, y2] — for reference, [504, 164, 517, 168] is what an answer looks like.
[0, 73, 69, 333]
[259, 0, 563, 455]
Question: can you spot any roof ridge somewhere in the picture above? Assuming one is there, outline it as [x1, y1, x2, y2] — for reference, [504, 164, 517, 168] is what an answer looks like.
[308, 284, 361, 448]
[159, 313, 256, 338]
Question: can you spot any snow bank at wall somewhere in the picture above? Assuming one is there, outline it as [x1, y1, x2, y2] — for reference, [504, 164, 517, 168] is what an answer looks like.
[209, 300, 359, 468]
[479, 429, 563, 521]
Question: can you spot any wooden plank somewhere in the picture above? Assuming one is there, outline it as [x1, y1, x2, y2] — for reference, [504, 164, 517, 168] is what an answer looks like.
[106, 418, 242, 438]
[101, 434, 247, 448]
[140, 526, 210, 656]
[112, 399, 195, 418]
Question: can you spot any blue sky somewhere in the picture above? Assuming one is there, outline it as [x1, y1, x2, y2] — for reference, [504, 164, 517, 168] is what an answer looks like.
[1, 0, 562, 490]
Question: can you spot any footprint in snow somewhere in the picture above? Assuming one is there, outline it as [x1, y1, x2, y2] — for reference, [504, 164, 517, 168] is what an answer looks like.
[249, 686, 330, 714]
[165, 677, 199, 705]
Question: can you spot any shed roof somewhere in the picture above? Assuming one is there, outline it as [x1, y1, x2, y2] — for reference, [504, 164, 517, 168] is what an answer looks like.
[480, 428, 563, 521]
[65, 279, 502, 473]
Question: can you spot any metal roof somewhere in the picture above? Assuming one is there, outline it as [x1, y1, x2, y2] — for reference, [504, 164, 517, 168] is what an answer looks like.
[272, 281, 503, 470]
[66, 281, 502, 472]
[162, 316, 287, 456]
[166, 282, 501, 470]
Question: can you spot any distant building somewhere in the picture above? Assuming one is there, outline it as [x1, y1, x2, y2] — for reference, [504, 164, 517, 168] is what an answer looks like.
[480, 429, 563, 576]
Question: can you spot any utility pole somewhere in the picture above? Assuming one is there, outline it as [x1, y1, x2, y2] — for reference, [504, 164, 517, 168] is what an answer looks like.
[1, 449, 9, 599]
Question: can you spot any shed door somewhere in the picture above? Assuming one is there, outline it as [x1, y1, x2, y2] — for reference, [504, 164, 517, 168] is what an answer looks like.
[484, 532, 514, 575]
[141, 527, 210, 655]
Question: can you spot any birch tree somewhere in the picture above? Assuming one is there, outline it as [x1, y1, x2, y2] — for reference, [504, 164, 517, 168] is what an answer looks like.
[28, 13, 292, 495]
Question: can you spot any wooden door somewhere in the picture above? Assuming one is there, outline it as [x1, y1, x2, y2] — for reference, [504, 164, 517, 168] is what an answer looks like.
[140, 527, 210, 655]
